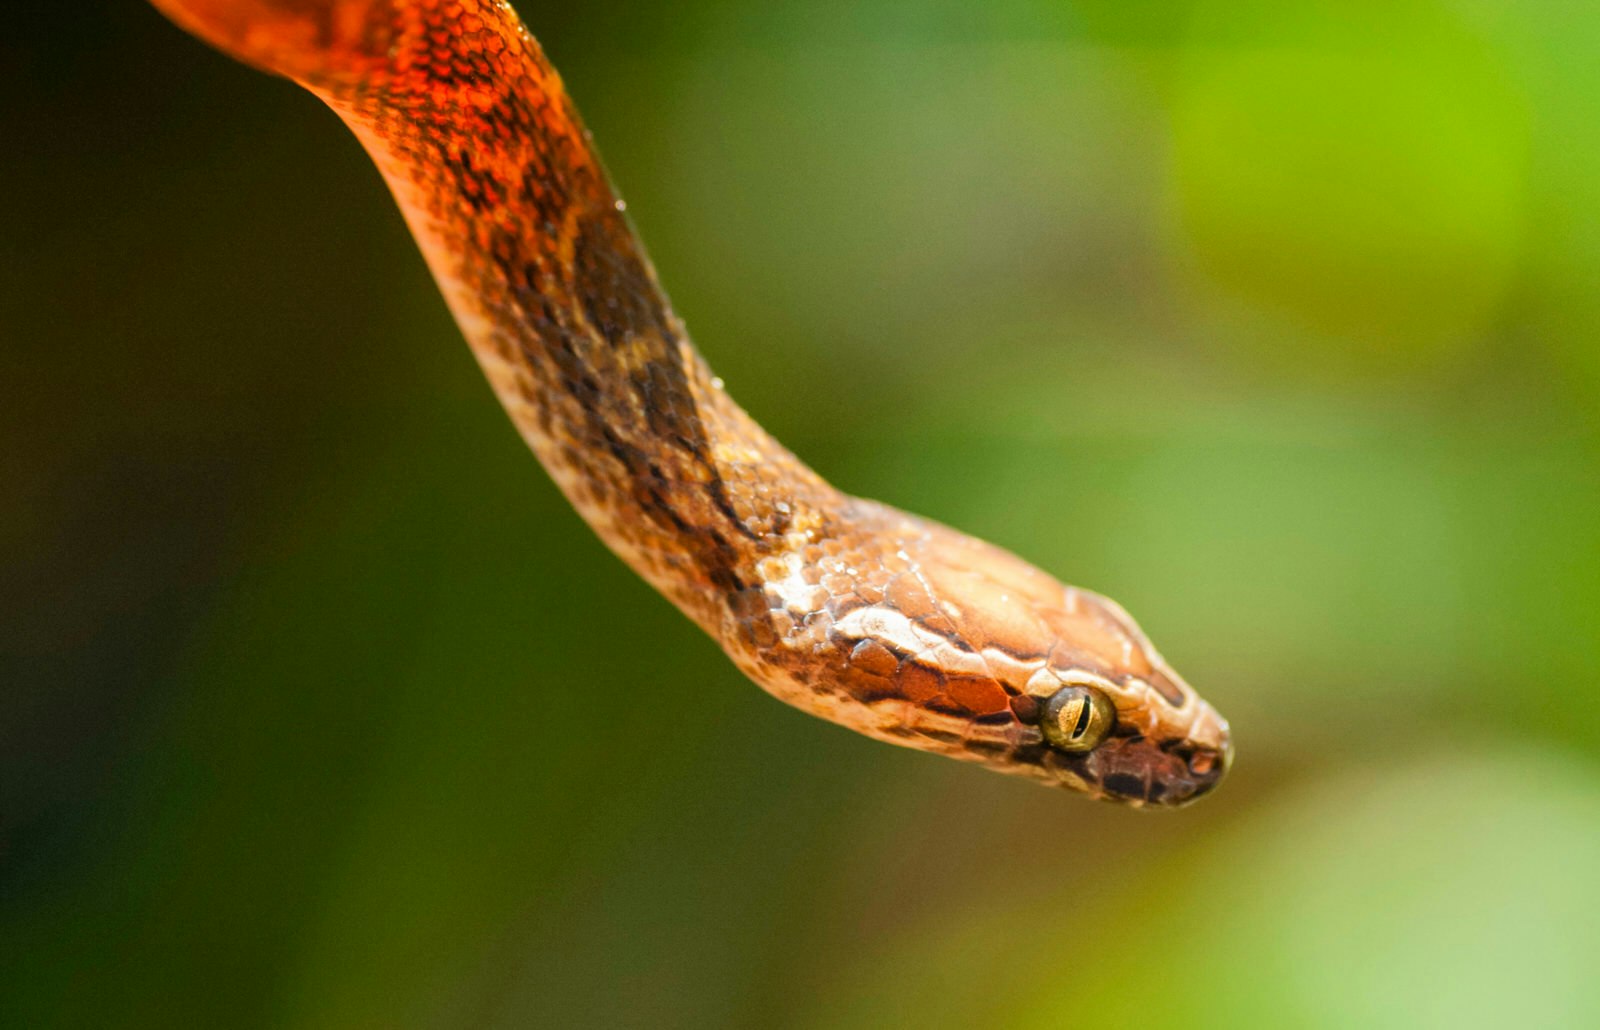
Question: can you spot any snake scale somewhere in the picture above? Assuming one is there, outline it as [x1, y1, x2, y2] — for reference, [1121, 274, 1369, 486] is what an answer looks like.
[147, 0, 1232, 806]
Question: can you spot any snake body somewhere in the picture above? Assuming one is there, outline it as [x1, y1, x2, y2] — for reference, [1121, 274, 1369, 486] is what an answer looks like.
[149, 0, 1231, 806]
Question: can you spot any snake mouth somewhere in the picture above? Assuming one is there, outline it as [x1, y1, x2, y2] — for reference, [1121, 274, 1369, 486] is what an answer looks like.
[1044, 734, 1231, 808]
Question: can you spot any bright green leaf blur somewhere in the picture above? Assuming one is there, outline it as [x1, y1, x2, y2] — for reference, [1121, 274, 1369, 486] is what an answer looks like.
[1170, 0, 1528, 371]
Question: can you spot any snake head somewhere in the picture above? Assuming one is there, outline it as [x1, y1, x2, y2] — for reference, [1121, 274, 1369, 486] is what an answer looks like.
[1009, 585, 1234, 807]
[787, 506, 1233, 807]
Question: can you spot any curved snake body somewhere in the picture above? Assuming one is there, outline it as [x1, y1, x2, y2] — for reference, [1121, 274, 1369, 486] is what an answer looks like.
[148, 0, 1232, 806]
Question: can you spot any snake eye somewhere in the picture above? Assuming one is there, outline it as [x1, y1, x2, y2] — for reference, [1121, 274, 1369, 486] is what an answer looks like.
[1040, 685, 1114, 752]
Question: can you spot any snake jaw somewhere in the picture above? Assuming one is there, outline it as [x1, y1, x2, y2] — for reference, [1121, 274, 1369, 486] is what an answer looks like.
[1040, 729, 1231, 807]
[995, 678, 1231, 806]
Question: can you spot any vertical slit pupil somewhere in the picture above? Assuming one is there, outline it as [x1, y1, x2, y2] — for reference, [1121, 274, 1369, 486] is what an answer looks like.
[1070, 693, 1094, 738]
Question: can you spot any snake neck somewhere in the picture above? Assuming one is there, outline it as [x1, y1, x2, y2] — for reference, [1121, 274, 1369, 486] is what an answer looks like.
[235, 0, 835, 631]
[146, 0, 835, 627]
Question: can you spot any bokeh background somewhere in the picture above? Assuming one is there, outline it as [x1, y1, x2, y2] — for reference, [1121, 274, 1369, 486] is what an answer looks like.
[5, 1, 1599, 1026]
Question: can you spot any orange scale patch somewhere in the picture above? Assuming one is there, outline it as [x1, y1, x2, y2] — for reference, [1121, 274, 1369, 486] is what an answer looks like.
[895, 661, 944, 704]
[945, 675, 1008, 716]
[884, 573, 937, 620]
[848, 639, 901, 679]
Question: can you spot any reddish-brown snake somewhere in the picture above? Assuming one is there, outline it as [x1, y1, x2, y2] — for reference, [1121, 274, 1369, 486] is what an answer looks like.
[147, 0, 1232, 806]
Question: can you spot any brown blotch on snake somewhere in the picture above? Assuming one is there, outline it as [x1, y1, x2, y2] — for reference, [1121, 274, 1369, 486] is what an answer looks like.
[146, 0, 1233, 807]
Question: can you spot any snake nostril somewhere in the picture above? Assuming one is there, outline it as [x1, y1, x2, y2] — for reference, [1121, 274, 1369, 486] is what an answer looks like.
[1175, 749, 1230, 806]
[1189, 743, 1233, 782]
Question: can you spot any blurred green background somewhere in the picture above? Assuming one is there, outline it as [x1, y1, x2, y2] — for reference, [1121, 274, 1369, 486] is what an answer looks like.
[4, 0, 1599, 1026]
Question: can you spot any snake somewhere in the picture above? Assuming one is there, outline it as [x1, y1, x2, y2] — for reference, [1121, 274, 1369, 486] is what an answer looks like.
[146, 0, 1232, 806]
